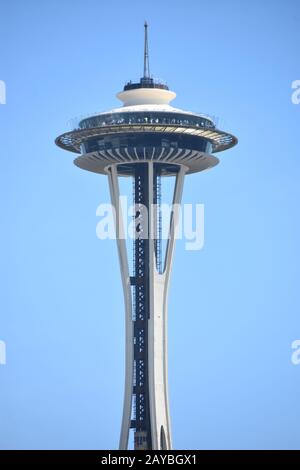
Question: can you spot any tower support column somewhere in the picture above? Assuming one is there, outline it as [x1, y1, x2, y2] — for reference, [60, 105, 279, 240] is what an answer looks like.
[107, 162, 186, 450]
[107, 165, 134, 450]
[148, 163, 185, 450]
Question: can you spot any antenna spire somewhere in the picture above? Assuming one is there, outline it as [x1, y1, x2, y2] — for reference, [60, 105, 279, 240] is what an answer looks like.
[143, 21, 150, 78]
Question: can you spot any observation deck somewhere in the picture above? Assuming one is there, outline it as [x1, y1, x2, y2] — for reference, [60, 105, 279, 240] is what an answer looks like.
[55, 86, 237, 175]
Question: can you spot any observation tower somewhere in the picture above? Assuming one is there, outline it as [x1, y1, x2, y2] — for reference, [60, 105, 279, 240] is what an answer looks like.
[55, 23, 237, 450]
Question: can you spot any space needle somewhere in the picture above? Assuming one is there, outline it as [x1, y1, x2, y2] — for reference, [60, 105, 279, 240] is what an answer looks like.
[55, 23, 237, 450]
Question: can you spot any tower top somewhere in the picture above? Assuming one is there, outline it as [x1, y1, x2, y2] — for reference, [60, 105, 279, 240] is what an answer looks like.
[122, 22, 169, 93]
[143, 21, 150, 79]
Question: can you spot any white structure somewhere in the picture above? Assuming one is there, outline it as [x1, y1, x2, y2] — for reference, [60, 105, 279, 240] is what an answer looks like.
[55, 23, 237, 449]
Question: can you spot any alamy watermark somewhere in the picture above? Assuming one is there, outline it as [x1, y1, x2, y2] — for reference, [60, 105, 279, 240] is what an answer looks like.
[96, 198, 205, 251]
[0, 340, 6, 365]
[291, 80, 300, 104]
[0, 80, 6, 104]
[291, 339, 300, 366]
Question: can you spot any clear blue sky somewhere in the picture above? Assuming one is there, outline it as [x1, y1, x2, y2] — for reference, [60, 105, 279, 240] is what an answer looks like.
[0, 0, 299, 450]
